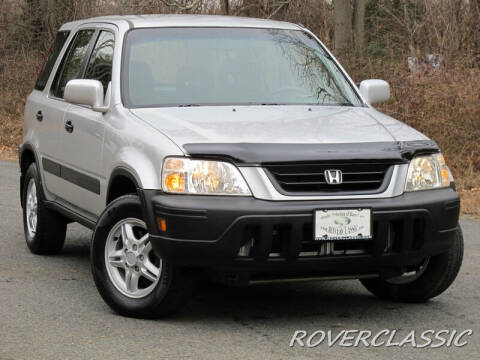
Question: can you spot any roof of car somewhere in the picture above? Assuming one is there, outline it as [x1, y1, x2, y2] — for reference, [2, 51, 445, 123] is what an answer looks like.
[60, 14, 302, 31]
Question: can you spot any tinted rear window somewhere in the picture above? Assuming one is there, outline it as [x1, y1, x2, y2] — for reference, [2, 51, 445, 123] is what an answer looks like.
[35, 31, 70, 91]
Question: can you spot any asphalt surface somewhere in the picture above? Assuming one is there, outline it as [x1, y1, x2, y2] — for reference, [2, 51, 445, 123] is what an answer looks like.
[0, 159, 479, 360]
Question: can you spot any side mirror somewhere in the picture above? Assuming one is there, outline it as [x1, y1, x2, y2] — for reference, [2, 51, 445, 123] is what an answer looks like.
[359, 79, 390, 105]
[64, 79, 109, 113]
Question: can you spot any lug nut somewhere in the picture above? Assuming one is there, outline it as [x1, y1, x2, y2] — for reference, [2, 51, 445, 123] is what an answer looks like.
[135, 266, 139, 272]
[133, 245, 137, 251]
[139, 255, 144, 261]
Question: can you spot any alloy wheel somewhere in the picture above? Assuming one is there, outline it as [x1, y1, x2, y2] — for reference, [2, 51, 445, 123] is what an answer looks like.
[25, 178, 38, 238]
[104, 218, 162, 298]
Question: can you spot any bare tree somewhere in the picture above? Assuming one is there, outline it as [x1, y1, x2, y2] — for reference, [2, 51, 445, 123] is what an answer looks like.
[242, 0, 260, 17]
[221, 0, 230, 15]
[333, 0, 365, 53]
[23, 0, 48, 47]
[353, 0, 366, 52]
[469, 0, 480, 54]
[334, 0, 352, 53]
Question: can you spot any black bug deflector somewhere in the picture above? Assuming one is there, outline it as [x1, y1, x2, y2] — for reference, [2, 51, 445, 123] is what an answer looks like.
[182, 140, 440, 165]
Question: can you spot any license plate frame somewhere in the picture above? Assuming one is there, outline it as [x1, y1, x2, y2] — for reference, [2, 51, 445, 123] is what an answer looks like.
[314, 208, 372, 241]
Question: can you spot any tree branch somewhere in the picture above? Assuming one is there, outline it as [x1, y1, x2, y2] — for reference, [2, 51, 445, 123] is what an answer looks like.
[268, 1, 290, 19]
[159, 0, 201, 11]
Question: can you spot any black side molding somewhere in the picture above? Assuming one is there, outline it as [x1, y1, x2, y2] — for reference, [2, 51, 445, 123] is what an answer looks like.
[183, 140, 440, 165]
[42, 158, 101, 195]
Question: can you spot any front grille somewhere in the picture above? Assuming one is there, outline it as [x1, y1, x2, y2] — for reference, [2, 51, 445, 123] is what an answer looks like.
[265, 162, 393, 194]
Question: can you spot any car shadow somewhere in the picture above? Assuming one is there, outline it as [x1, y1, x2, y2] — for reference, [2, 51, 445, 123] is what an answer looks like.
[61, 243, 91, 258]
[174, 279, 441, 324]
[57, 228, 457, 325]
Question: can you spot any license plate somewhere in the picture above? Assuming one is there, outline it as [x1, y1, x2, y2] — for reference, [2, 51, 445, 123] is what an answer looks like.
[314, 209, 372, 241]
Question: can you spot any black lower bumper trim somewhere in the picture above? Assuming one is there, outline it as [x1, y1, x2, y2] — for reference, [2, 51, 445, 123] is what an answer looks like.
[141, 188, 460, 275]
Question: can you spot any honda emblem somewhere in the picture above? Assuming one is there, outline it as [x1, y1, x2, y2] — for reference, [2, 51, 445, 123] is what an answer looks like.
[324, 169, 343, 185]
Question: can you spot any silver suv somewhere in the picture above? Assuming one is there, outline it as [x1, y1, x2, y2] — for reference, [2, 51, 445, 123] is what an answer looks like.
[20, 15, 463, 318]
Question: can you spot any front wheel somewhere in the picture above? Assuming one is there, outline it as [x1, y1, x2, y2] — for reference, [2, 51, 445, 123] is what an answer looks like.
[91, 195, 192, 318]
[361, 226, 464, 302]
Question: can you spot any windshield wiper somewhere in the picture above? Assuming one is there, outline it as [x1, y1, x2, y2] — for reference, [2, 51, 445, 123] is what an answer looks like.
[332, 102, 355, 107]
[177, 104, 201, 107]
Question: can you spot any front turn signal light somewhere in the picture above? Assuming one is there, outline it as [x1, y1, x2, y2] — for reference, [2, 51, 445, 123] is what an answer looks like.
[164, 172, 185, 192]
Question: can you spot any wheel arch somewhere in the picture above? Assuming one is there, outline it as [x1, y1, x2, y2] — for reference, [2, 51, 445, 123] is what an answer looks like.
[106, 167, 141, 205]
[19, 143, 40, 207]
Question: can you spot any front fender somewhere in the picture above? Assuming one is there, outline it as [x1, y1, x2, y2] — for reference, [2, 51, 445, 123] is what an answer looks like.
[103, 105, 185, 191]
[107, 147, 158, 189]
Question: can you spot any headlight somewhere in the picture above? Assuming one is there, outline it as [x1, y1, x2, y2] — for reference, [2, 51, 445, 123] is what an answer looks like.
[162, 157, 251, 196]
[405, 153, 451, 192]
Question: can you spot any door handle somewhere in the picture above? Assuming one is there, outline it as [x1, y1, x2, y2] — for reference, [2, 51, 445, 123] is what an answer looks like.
[36, 111, 43, 122]
[65, 120, 74, 133]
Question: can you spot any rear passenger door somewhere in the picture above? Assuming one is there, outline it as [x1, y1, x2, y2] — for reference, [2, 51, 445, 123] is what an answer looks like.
[24, 30, 70, 196]
[56, 28, 115, 215]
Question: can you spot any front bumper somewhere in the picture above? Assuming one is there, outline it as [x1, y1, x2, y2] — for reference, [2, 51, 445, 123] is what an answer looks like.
[140, 187, 460, 278]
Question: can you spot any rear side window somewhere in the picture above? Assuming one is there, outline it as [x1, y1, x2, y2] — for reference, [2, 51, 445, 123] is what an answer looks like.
[51, 29, 95, 99]
[34, 31, 70, 91]
[85, 31, 115, 95]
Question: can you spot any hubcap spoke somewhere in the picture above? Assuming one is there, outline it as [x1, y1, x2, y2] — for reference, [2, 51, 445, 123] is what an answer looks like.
[125, 268, 140, 292]
[143, 259, 160, 277]
[121, 223, 135, 249]
[140, 267, 157, 283]
[108, 249, 125, 268]
[109, 248, 124, 258]
[142, 241, 152, 255]
[138, 233, 149, 247]
[109, 259, 125, 268]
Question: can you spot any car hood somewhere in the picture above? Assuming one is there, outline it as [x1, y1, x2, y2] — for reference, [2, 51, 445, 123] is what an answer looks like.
[130, 106, 433, 163]
[130, 106, 428, 146]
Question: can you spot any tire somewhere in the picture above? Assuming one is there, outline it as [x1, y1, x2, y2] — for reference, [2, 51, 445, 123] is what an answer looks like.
[22, 163, 67, 254]
[361, 226, 464, 303]
[91, 195, 193, 318]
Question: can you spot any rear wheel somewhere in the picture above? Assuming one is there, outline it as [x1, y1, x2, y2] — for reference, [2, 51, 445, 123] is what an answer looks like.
[22, 163, 67, 254]
[361, 226, 464, 302]
[91, 195, 192, 318]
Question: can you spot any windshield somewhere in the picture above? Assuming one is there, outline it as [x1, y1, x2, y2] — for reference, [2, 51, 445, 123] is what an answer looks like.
[122, 27, 362, 107]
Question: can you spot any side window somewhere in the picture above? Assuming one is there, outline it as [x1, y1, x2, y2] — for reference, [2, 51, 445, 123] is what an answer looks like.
[51, 29, 95, 99]
[35, 31, 70, 91]
[85, 31, 115, 95]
